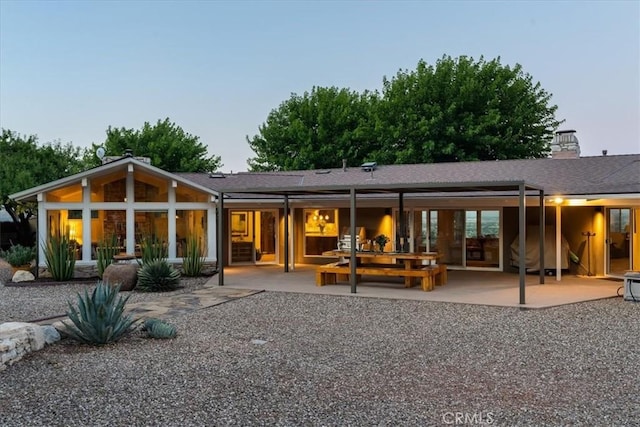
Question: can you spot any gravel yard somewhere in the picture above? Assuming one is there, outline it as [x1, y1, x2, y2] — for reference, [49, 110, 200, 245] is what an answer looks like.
[0, 277, 211, 323]
[0, 286, 638, 426]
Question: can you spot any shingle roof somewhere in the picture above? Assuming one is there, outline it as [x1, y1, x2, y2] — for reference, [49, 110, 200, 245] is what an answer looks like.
[177, 154, 640, 197]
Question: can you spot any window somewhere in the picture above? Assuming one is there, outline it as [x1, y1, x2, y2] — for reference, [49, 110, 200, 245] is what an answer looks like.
[304, 209, 338, 256]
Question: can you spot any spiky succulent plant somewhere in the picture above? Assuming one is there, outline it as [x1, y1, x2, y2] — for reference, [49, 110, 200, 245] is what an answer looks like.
[136, 259, 181, 292]
[63, 281, 135, 345]
[144, 318, 177, 339]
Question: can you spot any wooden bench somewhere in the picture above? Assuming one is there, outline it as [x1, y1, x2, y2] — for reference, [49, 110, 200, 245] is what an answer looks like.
[316, 263, 447, 291]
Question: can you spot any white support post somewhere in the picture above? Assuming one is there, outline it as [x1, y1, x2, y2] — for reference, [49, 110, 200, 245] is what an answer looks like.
[82, 181, 92, 261]
[125, 169, 135, 254]
[37, 195, 47, 268]
[168, 184, 177, 259]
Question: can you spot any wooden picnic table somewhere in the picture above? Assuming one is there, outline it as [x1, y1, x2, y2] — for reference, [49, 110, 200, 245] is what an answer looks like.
[320, 250, 444, 288]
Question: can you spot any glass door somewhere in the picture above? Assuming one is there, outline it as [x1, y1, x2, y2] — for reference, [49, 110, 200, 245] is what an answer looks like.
[429, 209, 465, 266]
[607, 208, 632, 276]
[256, 210, 277, 264]
[230, 210, 278, 265]
[464, 210, 500, 268]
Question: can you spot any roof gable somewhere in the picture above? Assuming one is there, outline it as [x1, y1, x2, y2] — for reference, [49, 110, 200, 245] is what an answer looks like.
[10, 157, 218, 202]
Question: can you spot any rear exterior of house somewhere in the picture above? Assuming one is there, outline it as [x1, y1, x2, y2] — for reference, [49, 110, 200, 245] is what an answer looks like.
[8, 135, 640, 280]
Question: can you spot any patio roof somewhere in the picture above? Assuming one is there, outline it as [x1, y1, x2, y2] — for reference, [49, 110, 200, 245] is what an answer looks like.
[213, 179, 543, 197]
[212, 177, 547, 306]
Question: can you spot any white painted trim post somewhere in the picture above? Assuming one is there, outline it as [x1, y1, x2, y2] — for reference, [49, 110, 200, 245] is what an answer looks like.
[167, 184, 177, 259]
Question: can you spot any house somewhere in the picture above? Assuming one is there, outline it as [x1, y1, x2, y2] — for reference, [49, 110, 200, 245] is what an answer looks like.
[9, 132, 640, 287]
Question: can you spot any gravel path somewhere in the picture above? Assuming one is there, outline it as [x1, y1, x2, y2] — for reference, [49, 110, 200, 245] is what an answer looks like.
[1, 288, 638, 426]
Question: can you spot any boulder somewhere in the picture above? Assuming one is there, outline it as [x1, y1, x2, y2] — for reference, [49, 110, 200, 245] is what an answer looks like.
[102, 263, 139, 291]
[0, 259, 12, 286]
[12, 270, 35, 283]
[41, 326, 61, 344]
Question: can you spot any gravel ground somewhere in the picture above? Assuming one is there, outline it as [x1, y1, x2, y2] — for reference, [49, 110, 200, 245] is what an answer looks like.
[0, 277, 211, 323]
[0, 287, 638, 426]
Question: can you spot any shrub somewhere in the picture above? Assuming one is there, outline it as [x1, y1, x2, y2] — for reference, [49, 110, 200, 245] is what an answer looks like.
[137, 259, 181, 292]
[63, 281, 135, 345]
[43, 228, 75, 281]
[139, 235, 167, 265]
[142, 317, 177, 339]
[96, 234, 119, 279]
[182, 235, 205, 276]
[0, 244, 35, 267]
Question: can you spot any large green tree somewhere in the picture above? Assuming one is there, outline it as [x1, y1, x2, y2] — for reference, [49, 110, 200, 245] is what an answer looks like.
[248, 87, 379, 171]
[247, 56, 562, 171]
[84, 118, 222, 172]
[374, 56, 561, 164]
[0, 129, 85, 245]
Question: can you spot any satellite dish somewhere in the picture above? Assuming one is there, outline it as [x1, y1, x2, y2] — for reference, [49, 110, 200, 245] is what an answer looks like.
[96, 146, 106, 160]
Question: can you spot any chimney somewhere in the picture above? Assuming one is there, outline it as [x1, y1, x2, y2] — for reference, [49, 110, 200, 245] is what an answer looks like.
[551, 130, 580, 159]
[342, 159, 347, 172]
[124, 148, 133, 157]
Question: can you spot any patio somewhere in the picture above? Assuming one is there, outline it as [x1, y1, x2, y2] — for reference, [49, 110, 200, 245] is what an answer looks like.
[214, 264, 622, 309]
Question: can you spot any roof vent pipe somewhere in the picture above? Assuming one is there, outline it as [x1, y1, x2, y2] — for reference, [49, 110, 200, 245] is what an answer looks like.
[602, 150, 607, 156]
[342, 159, 347, 171]
[124, 149, 133, 157]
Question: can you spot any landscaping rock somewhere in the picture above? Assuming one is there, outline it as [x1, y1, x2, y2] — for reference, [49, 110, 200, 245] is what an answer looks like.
[41, 325, 61, 344]
[12, 270, 35, 283]
[0, 259, 11, 286]
[103, 263, 139, 291]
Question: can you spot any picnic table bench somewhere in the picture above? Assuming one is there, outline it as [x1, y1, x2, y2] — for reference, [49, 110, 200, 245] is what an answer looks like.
[315, 262, 446, 291]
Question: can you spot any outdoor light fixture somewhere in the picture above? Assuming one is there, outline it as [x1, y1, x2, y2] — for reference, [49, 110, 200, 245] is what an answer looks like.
[553, 197, 564, 204]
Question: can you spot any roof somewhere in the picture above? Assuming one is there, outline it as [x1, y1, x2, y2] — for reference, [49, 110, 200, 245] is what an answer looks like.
[178, 154, 640, 197]
[9, 153, 639, 202]
[10, 156, 219, 202]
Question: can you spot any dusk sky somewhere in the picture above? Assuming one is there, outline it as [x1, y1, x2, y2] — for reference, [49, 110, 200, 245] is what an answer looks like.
[1, 1, 638, 172]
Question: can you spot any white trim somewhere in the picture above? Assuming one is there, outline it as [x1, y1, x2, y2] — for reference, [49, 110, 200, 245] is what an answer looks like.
[168, 185, 177, 259]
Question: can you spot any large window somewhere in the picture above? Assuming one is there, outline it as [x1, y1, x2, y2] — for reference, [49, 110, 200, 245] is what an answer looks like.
[134, 211, 168, 257]
[176, 210, 208, 257]
[47, 184, 83, 202]
[90, 210, 127, 259]
[46, 209, 83, 260]
[176, 185, 208, 202]
[91, 171, 127, 202]
[304, 209, 338, 256]
[134, 171, 168, 202]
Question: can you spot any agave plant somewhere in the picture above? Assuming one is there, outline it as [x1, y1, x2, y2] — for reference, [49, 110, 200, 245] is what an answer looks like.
[43, 227, 76, 281]
[142, 317, 177, 339]
[63, 281, 135, 345]
[96, 234, 119, 279]
[136, 259, 181, 292]
[181, 235, 205, 277]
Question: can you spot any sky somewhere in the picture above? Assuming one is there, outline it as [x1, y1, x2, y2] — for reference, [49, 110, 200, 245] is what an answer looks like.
[0, 1, 638, 173]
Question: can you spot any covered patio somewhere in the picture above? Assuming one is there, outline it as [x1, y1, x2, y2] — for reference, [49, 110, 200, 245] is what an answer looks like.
[215, 178, 549, 305]
[214, 264, 621, 309]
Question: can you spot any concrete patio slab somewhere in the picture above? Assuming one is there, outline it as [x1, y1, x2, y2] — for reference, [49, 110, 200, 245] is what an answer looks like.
[212, 264, 622, 309]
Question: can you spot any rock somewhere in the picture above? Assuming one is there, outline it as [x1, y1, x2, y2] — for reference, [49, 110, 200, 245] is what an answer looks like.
[41, 326, 61, 344]
[102, 263, 139, 291]
[0, 322, 46, 351]
[12, 270, 35, 283]
[0, 259, 11, 286]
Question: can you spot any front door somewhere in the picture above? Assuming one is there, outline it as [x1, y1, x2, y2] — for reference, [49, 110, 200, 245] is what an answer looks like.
[607, 208, 633, 277]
